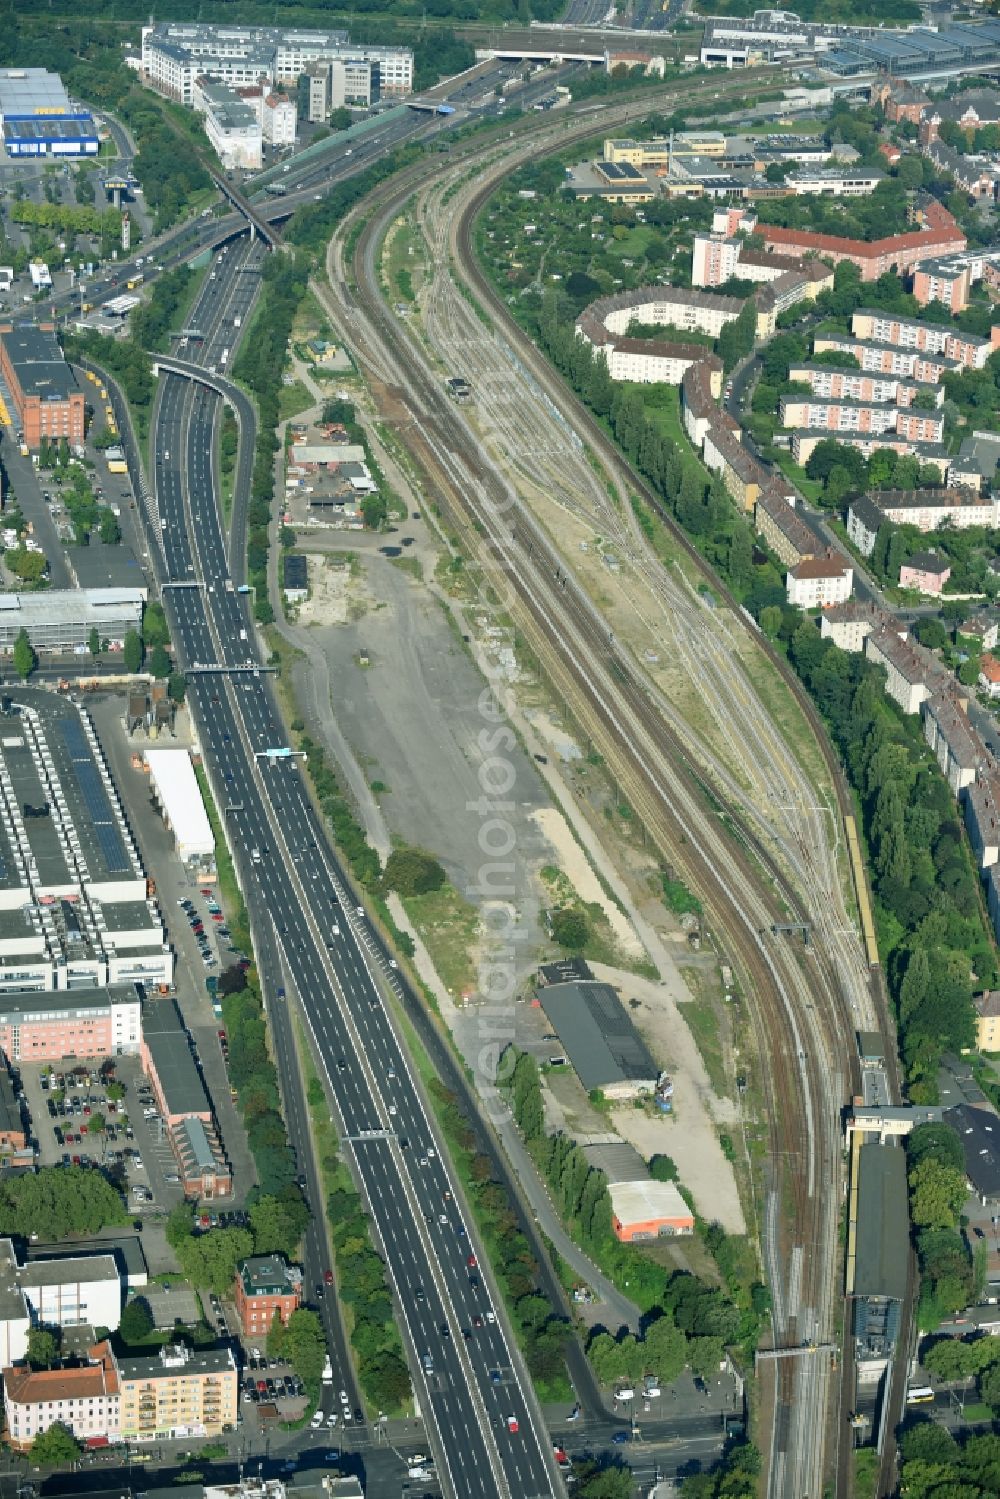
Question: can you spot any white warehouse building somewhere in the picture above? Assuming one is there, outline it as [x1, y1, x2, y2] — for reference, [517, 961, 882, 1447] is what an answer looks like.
[145, 751, 215, 876]
[0, 1238, 122, 1366]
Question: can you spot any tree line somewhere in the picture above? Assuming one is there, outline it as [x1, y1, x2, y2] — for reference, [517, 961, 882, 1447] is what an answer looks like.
[231, 252, 310, 625]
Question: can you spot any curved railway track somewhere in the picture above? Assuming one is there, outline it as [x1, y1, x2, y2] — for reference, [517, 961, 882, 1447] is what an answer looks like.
[302, 73, 904, 1498]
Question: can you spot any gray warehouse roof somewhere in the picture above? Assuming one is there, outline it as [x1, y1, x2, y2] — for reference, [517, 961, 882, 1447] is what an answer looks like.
[853, 1143, 908, 1301]
[65, 545, 147, 594]
[538, 980, 658, 1092]
[143, 998, 209, 1117]
[0, 324, 76, 403]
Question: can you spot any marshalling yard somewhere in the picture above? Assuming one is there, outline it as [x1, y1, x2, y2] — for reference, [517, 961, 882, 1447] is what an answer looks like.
[311, 78, 898, 1499]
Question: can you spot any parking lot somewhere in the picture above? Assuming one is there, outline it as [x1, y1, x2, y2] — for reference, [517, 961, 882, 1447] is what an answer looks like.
[22, 1055, 189, 1213]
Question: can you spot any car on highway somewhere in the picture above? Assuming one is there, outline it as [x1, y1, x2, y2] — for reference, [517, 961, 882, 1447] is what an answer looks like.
[506, 1416, 519, 1433]
[610, 1432, 630, 1445]
[326, 1412, 338, 1427]
[310, 1411, 324, 1429]
[324, 1270, 334, 1285]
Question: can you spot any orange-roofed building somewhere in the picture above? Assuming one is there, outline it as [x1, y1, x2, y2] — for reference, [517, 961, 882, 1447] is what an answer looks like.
[609, 1180, 695, 1242]
[4, 1342, 119, 1450]
[980, 655, 1000, 700]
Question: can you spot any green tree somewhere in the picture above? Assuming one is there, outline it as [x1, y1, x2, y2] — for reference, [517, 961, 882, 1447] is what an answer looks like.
[382, 846, 447, 897]
[119, 1296, 154, 1344]
[175, 1225, 254, 1294]
[87, 1111, 105, 1135]
[0, 1165, 127, 1240]
[31, 1423, 82, 1467]
[142, 601, 170, 649]
[250, 1193, 310, 1257]
[13, 627, 36, 681]
[88, 625, 101, 658]
[551, 907, 590, 950]
[6, 547, 46, 582]
[281, 1308, 327, 1385]
[760, 604, 782, 639]
[167, 672, 187, 704]
[149, 644, 171, 679]
[909, 1157, 969, 1229]
[908, 1122, 964, 1174]
[361, 492, 387, 530]
[123, 628, 144, 674]
[650, 1154, 679, 1183]
[688, 1335, 725, 1380]
[26, 1327, 59, 1369]
[98, 508, 121, 545]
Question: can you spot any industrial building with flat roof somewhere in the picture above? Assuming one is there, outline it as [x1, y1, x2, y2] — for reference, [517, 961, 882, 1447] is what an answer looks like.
[140, 21, 412, 103]
[0, 323, 85, 450]
[0, 588, 144, 655]
[0, 70, 98, 158]
[0, 693, 171, 994]
[849, 1143, 908, 1369]
[0, 1237, 122, 1368]
[609, 1180, 695, 1242]
[141, 999, 210, 1125]
[537, 980, 659, 1099]
[144, 751, 215, 874]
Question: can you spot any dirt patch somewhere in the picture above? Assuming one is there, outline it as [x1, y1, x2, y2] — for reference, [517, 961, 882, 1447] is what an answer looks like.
[297, 554, 367, 626]
[530, 807, 642, 958]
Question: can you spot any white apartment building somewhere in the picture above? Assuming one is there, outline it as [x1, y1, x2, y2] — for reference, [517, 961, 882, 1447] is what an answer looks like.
[599, 286, 744, 341]
[262, 92, 296, 145]
[864, 628, 937, 715]
[192, 77, 262, 170]
[871, 487, 1000, 531]
[786, 554, 853, 609]
[4, 1341, 120, 1451]
[819, 602, 892, 653]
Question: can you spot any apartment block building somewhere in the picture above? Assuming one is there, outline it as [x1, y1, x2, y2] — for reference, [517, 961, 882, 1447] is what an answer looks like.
[864, 628, 938, 714]
[117, 1343, 238, 1441]
[869, 488, 1000, 532]
[233, 1256, 303, 1337]
[594, 285, 745, 343]
[791, 428, 951, 477]
[702, 423, 766, 511]
[922, 692, 979, 795]
[819, 601, 894, 653]
[965, 770, 1000, 871]
[4, 1342, 119, 1450]
[980, 655, 1000, 700]
[0, 323, 84, 450]
[786, 363, 938, 409]
[811, 333, 960, 384]
[846, 496, 885, 559]
[691, 234, 741, 289]
[754, 486, 817, 567]
[759, 197, 966, 281]
[912, 256, 973, 313]
[899, 551, 952, 595]
[975, 990, 1000, 1050]
[785, 553, 853, 609]
[780, 396, 944, 445]
[851, 308, 997, 370]
[680, 358, 725, 448]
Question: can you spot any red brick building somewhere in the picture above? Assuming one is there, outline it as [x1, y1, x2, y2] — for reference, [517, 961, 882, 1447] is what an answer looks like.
[759, 199, 966, 283]
[233, 1256, 303, 1338]
[0, 322, 84, 450]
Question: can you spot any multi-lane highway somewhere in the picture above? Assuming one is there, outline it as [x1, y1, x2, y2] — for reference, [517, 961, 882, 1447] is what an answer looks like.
[150, 229, 562, 1499]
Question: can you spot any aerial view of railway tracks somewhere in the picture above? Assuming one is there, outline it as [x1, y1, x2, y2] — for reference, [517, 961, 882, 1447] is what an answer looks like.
[3, 1, 1000, 1496]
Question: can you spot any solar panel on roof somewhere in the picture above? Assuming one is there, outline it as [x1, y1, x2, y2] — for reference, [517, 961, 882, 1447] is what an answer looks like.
[61, 719, 130, 873]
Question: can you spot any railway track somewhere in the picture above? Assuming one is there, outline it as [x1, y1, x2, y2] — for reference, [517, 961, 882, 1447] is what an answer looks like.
[299, 73, 902, 1497]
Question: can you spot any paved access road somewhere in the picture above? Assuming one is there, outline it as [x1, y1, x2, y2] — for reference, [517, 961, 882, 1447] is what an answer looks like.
[151, 244, 562, 1499]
